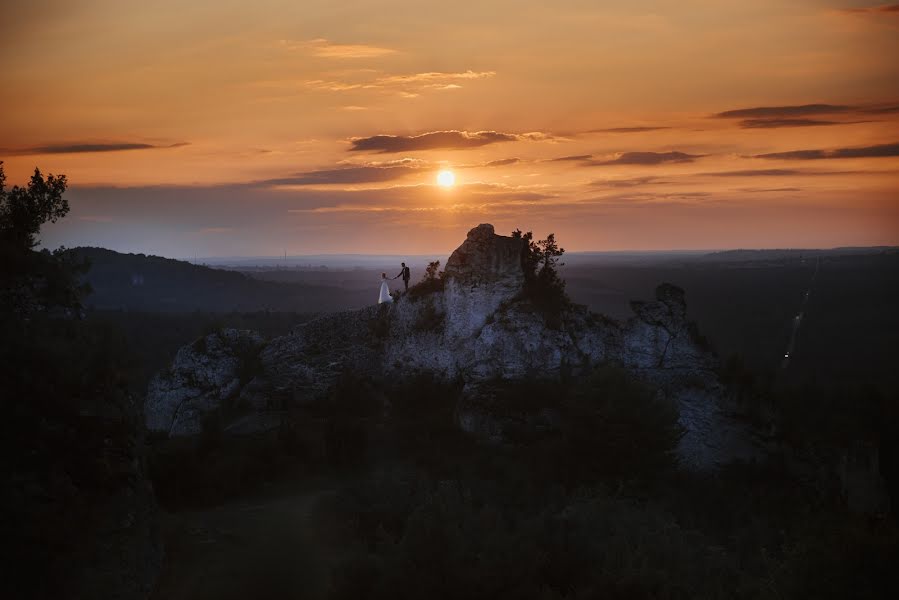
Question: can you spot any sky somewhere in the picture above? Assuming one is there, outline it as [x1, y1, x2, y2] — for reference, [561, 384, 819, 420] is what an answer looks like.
[1, 0, 898, 257]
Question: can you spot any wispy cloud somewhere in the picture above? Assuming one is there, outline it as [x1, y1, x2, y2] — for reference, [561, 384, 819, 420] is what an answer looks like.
[738, 118, 867, 128]
[836, 4, 899, 15]
[349, 130, 551, 153]
[715, 104, 855, 119]
[305, 70, 495, 97]
[703, 169, 804, 177]
[590, 176, 668, 188]
[260, 165, 423, 186]
[278, 38, 396, 59]
[735, 187, 802, 193]
[5, 142, 189, 155]
[549, 154, 593, 162]
[588, 151, 702, 166]
[589, 126, 671, 133]
[484, 158, 521, 167]
[754, 142, 899, 160]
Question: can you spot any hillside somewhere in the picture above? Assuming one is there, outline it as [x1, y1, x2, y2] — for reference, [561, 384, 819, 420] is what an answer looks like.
[69, 247, 368, 313]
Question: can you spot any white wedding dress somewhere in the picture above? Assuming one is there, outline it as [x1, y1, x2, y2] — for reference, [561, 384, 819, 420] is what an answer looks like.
[378, 278, 393, 304]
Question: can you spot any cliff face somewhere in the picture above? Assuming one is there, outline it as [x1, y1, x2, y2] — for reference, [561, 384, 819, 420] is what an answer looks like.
[145, 224, 761, 469]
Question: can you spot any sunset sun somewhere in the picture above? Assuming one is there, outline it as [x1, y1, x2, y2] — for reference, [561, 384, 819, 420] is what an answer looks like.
[436, 170, 455, 187]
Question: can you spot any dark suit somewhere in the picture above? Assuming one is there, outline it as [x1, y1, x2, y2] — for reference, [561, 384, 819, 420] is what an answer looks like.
[396, 266, 410, 291]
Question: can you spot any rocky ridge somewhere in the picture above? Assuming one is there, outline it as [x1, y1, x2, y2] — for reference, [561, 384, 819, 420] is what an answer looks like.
[146, 224, 762, 469]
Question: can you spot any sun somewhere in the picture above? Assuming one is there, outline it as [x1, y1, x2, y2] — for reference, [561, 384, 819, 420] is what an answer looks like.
[436, 170, 456, 187]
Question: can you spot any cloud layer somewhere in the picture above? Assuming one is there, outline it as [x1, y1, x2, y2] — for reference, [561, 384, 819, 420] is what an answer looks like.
[715, 104, 855, 119]
[349, 130, 550, 153]
[755, 142, 899, 160]
[5, 142, 189, 155]
[589, 151, 702, 166]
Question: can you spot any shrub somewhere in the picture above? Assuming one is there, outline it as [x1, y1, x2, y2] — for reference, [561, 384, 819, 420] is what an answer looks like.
[407, 261, 445, 300]
[413, 299, 444, 332]
[328, 474, 739, 600]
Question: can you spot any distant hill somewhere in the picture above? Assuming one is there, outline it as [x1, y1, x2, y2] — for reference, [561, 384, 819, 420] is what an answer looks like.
[700, 247, 898, 262]
[69, 247, 371, 313]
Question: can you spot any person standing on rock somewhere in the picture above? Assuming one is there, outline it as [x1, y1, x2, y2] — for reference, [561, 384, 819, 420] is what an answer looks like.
[394, 262, 411, 293]
[378, 273, 394, 304]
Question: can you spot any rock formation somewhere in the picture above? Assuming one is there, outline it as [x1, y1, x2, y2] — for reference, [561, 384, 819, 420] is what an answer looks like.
[146, 224, 762, 468]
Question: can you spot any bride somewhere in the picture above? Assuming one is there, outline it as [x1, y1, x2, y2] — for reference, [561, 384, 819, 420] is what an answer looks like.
[378, 272, 393, 304]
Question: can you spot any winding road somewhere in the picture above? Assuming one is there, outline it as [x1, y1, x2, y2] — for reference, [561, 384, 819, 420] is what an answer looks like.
[782, 256, 819, 370]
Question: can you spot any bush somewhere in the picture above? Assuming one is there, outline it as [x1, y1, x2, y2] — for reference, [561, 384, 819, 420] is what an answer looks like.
[412, 299, 444, 332]
[328, 473, 740, 600]
[407, 260, 445, 300]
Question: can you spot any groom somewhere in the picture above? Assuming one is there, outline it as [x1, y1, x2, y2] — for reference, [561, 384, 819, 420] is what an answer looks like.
[394, 262, 411, 292]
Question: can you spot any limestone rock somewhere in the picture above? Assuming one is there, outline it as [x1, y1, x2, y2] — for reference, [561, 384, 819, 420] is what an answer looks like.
[145, 224, 762, 469]
[444, 223, 525, 287]
[145, 329, 266, 436]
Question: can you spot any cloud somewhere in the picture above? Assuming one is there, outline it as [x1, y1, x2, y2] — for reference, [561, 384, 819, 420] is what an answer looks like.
[704, 169, 804, 177]
[484, 158, 521, 167]
[259, 163, 425, 186]
[738, 118, 864, 128]
[589, 151, 702, 166]
[837, 4, 899, 15]
[754, 142, 899, 160]
[278, 38, 396, 59]
[6, 142, 189, 155]
[715, 104, 855, 119]
[589, 126, 671, 133]
[349, 130, 551, 153]
[550, 154, 593, 162]
[590, 176, 668, 188]
[862, 104, 899, 114]
[197, 227, 235, 234]
[305, 70, 495, 97]
[375, 70, 495, 85]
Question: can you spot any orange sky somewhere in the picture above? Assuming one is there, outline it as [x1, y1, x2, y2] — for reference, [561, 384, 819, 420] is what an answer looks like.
[1, 0, 898, 257]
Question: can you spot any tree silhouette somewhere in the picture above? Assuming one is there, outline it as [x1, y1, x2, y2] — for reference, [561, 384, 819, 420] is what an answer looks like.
[0, 162, 88, 314]
[512, 228, 568, 315]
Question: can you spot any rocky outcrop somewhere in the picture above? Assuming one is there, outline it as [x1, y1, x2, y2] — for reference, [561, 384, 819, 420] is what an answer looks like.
[146, 224, 762, 468]
[145, 329, 267, 436]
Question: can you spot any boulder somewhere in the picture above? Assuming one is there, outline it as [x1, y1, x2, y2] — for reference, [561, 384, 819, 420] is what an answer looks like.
[145, 329, 266, 436]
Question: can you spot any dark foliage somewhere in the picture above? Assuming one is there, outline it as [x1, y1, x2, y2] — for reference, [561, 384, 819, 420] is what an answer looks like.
[0, 162, 90, 315]
[406, 260, 445, 300]
[512, 229, 570, 318]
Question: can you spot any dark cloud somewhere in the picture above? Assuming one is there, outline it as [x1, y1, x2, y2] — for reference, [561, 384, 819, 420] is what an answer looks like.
[738, 118, 863, 128]
[839, 4, 899, 15]
[348, 130, 549, 153]
[736, 187, 802, 193]
[589, 126, 671, 133]
[715, 104, 855, 119]
[550, 154, 593, 162]
[862, 104, 899, 114]
[259, 164, 423, 186]
[704, 169, 803, 177]
[590, 176, 667, 188]
[7, 142, 189, 155]
[590, 151, 702, 166]
[484, 158, 521, 167]
[755, 142, 899, 160]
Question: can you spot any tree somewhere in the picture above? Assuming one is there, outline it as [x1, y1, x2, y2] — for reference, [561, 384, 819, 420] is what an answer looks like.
[512, 228, 568, 315]
[0, 161, 69, 250]
[0, 161, 88, 315]
[424, 260, 442, 280]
